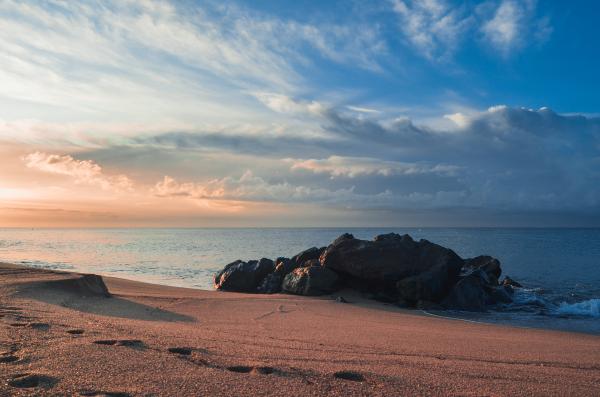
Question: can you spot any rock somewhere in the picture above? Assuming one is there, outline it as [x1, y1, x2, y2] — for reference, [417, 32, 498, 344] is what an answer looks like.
[291, 247, 325, 267]
[463, 256, 501, 284]
[417, 300, 444, 310]
[257, 257, 275, 270]
[373, 233, 403, 242]
[214, 258, 275, 292]
[214, 232, 510, 312]
[274, 258, 297, 275]
[442, 272, 489, 311]
[487, 285, 513, 304]
[282, 266, 340, 296]
[257, 273, 283, 294]
[321, 233, 463, 292]
[335, 296, 348, 303]
[214, 260, 243, 284]
[396, 298, 412, 308]
[396, 265, 458, 303]
[502, 276, 523, 288]
[303, 259, 320, 267]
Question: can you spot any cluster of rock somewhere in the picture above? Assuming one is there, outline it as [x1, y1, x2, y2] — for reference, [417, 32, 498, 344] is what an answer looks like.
[214, 233, 522, 311]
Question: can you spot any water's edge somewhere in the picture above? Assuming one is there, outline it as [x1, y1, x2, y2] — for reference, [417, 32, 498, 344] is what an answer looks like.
[2, 228, 599, 334]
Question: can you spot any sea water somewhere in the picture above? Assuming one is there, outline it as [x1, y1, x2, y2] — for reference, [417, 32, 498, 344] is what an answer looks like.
[1, 228, 599, 334]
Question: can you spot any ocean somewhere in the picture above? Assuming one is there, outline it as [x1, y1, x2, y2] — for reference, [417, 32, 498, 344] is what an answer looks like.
[1, 228, 599, 334]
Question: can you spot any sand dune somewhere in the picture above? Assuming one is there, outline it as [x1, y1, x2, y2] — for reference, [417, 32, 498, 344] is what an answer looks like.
[1, 263, 599, 396]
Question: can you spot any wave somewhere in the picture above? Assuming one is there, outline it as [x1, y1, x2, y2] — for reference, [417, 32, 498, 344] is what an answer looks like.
[511, 288, 547, 306]
[555, 299, 600, 318]
[504, 288, 600, 318]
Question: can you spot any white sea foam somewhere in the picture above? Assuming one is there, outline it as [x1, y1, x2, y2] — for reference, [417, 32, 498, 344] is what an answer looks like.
[556, 299, 600, 318]
[511, 288, 546, 306]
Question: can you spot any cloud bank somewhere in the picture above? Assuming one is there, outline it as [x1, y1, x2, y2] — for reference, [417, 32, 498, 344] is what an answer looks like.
[83, 102, 600, 217]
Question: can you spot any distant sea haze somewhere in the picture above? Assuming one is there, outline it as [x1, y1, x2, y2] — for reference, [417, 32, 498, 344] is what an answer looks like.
[1, 227, 599, 334]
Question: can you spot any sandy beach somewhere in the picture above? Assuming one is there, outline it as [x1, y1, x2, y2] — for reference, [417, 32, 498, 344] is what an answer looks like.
[1, 263, 599, 396]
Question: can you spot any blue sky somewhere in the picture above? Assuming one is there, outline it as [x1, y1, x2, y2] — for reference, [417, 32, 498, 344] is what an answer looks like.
[0, 0, 599, 227]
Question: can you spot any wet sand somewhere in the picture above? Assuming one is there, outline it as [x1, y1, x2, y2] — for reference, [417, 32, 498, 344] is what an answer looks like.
[1, 263, 599, 396]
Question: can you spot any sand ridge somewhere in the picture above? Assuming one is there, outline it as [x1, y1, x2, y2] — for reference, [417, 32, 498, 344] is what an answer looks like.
[1, 263, 599, 396]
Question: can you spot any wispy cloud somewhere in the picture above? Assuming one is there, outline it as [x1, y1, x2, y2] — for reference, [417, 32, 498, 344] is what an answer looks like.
[391, 0, 552, 60]
[392, 0, 473, 60]
[0, 0, 386, 133]
[481, 0, 552, 55]
[253, 92, 326, 116]
[23, 152, 133, 192]
[289, 156, 459, 178]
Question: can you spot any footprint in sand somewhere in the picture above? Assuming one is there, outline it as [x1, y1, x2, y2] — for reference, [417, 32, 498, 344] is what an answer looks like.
[67, 329, 85, 335]
[93, 340, 117, 345]
[0, 354, 19, 363]
[79, 391, 132, 397]
[333, 371, 365, 382]
[93, 339, 145, 349]
[29, 322, 50, 331]
[7, 373, 58, 389]
[167, 347, 192, 355]
[227, 365, 276, 375]
[116, 340, 145, 349]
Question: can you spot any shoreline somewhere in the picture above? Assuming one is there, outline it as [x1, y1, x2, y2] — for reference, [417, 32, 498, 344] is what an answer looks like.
[1, 262, 600, 396]
[19, 260, 600, 337]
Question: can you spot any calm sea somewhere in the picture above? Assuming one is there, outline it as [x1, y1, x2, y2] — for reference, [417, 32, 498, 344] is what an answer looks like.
[1, 228, 599, 334]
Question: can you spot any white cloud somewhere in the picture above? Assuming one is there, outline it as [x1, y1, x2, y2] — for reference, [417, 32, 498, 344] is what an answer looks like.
[253, 93, 325, 116]
[392, 0, 472, 60]
[23, 152, 133, 192]
[481, 0, 523, 53]
[152, 172, 359, 203]
[392, 0, 552, 60]
[443, 112, 471, 128]
[481, 0, 552, 55]
[0, 0, 386, 130]
[289, 156, 459, 178]
[346, 106, 381, 114]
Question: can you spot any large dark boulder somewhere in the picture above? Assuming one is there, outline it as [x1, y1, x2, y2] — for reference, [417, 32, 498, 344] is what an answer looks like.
[214, 258, 275, 292]
[302, 259, 320, 268]
[441, 271, 489, 311]
[257, 273, 283, 294]
[321, 233, 463, 290]
[291, 247, 326, 267]
[487, 285, 513, 304]
[274, 257, 298, 275]
[396, 264, 456, 303]
[463, 256, 501, 284]
[282, 266, 340, 296]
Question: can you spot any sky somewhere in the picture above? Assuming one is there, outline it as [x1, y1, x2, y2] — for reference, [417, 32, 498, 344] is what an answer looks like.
[1, 0, 599, 227]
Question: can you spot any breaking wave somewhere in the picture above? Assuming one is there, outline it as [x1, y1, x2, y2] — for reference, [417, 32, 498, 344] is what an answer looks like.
[555, 298, 600, 318]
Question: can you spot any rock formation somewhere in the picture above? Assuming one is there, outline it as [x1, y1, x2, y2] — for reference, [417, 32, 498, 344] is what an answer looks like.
[214, 233, 522, 311]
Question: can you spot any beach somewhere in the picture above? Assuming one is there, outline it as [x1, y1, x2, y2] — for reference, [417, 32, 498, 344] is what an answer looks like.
[1, 263, 599, 396]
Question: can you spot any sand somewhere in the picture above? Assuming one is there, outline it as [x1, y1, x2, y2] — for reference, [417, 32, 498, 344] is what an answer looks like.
[0, 263, 599, 396]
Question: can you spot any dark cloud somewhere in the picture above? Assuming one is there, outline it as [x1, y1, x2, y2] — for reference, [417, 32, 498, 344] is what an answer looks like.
[103, 105, 600, 216]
